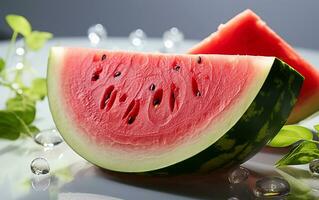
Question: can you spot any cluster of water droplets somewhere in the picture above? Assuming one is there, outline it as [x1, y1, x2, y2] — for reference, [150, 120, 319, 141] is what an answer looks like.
[162, 27, 184, 52]
[129, 29, 147, 49]
[88, 24, 108, 46]
[30, 128, 63, 191]
[227, 166, 291, 199]
[87, 24, 184, 52]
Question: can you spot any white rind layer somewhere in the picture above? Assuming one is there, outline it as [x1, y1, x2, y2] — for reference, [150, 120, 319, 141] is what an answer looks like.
[47, 47, 273, 172]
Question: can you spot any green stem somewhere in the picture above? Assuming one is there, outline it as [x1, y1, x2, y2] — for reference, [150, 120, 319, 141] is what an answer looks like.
[0, 79, 22, 96]
[1, 32, 18, 81]
[5, 31, 18, 62]
[307, 139, 319, 145]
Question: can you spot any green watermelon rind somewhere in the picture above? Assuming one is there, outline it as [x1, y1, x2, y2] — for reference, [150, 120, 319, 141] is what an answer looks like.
[47, 48, 302, 173]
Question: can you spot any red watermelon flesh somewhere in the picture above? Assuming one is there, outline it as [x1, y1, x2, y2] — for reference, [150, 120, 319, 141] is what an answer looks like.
[189, 9, 319, 124]
[48, 47, 273, 172]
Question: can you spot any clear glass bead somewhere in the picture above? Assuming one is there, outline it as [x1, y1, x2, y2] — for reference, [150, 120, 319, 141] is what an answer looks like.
[253, 177, 290, 198]
[30, 157, 50, 175]
[34, 128, 63, 147]
[162, 27, 184, 52]
[309, 159, 319, 176]
[129, 29, 147, 48]
[228, 166, 250, 184]
[87, 24, 107, 45]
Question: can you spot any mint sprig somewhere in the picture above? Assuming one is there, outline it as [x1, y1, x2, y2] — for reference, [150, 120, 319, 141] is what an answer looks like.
[0, 14, 52, 140]
[268, 124, 319, 166]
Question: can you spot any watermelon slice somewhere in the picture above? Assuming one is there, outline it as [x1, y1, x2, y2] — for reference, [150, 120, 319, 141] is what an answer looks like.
[48, 47, 303, 173]
[189, 9, 319, 124]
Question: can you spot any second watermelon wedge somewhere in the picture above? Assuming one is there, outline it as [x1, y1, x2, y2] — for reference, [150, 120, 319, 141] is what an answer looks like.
[189, 9, 319, 124]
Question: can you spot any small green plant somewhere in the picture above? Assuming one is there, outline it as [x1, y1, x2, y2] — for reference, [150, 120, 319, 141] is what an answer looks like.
[0, 14, 52, 140]
[268, 124, 319, 166]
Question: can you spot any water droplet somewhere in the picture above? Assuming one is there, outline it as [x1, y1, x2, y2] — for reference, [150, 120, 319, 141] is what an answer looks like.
[34, 128, 63, 147]
[30, 157, 50, 175]
[253, 177, 290, 198]
[87, 24, 107, 45]
[227, 197, 239, 200]
[31, 175, 51, 191]
[11, 83, 20, 90]
[17, 89, 23, 94]
[309, 159, 319, 176]
[162, 27, 184, 52]
[15, 39, 25, 56]
[228, 166, 250, 184]
[16, 47, 25, 56]
[16, 62, 24, 70]
[129, 29, 147, 48]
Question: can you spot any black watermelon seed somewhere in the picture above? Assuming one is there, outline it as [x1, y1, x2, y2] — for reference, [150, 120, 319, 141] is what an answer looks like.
[114, 71, 121, 77]
[153, 99, 161, 107]
[197, 56, 202, 64]
[196, 91, 201, 97]
[173, 65, 180, 71]
[101, 54, 106, 61]
[127, 116, 135, 124]
[91, 74, 99, 81]
[149, 84, 156, 91]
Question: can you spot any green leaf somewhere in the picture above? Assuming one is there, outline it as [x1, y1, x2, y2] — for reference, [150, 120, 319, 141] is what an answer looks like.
[0, 58, 5, 73]
[276, 141, 319, 166]
[5, 14, 31, 36]
[24, 78, 47, 100]
[268, 125, 313, 147]
[25, 31, 52, 51]
[0, 111, 30, 140]
[315, 124, 319, 132]
[6, 96, 36, 125]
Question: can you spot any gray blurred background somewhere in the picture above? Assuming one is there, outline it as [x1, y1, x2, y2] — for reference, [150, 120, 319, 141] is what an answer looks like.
[1, 0, 319, 49]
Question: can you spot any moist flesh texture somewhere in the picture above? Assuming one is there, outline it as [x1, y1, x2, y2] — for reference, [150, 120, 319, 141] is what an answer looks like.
[48, 47, 273, 172]
[189, 9, 319, 124]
